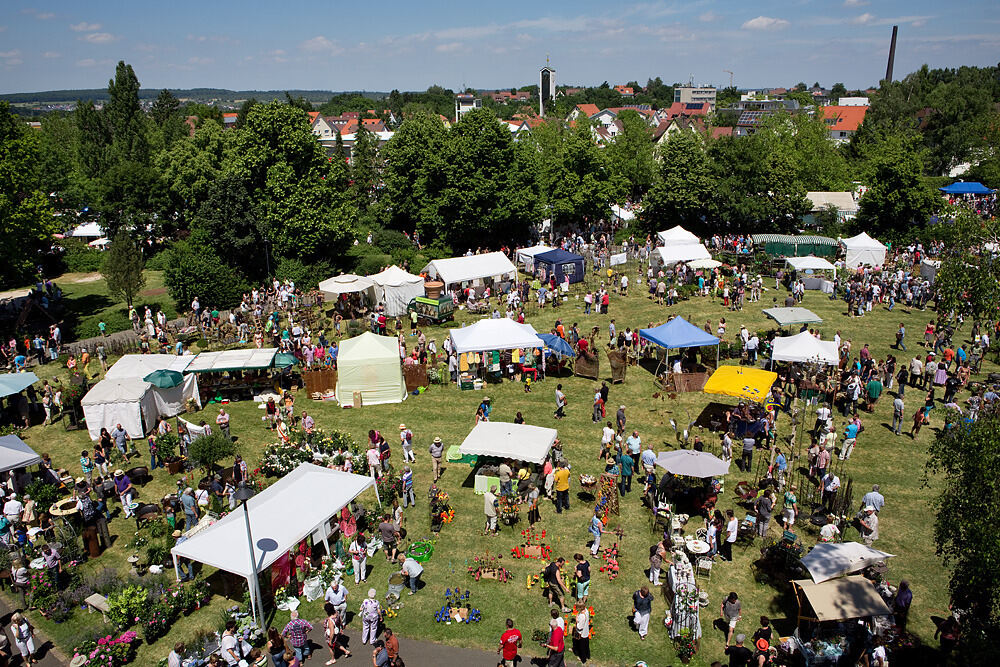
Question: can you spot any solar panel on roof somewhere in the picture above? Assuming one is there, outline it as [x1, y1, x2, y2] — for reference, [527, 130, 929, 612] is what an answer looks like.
[686, 103, 702, 110]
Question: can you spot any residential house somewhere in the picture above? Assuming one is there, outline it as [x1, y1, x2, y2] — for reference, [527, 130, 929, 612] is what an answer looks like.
[455, 94, 482, 122]
[821, 105, 868, 143]
[837, 97, 869, 107]
[804, 191, 858, 226]
[660, 101, 711, 123]
[727, 98, 800, 136]
[557, 87, 583, 97]
[222, 112, 238, 130]
[568, 103, 600, 121]
[653, 116, 733, 147]
[486, 90, 531, 103]
[614, 85, 635, 98]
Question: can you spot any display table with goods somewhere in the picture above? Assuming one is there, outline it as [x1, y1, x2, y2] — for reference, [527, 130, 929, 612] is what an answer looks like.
[511, 527, 552, 561]
[667, 552, 702, 640]
[434, 588, 483, 624]
[467, 552, 513, 582]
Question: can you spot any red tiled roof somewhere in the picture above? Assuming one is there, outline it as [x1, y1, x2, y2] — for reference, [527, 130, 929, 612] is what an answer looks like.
[614, 85, 634, 95]
[821, 105, 868, 133]
[575, 104, 600, 118]
[222, 112, 238, 120]
[711, 127, 734, 139]
[663, 102, 710, 120]
[307, 111, 320, 123]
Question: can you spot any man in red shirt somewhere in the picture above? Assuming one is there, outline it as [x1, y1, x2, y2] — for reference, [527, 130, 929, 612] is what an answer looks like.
[544, 621, 565, 667]
[497, 618, 522, 667]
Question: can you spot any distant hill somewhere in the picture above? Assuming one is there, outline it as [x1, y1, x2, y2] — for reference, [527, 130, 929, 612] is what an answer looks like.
[1, 88, 389, 105]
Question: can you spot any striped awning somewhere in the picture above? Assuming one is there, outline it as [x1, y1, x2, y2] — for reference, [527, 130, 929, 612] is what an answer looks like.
[751, 234, 837, 246]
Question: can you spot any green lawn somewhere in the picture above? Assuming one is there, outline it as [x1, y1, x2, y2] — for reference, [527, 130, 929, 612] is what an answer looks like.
[12, 268, 963, 666]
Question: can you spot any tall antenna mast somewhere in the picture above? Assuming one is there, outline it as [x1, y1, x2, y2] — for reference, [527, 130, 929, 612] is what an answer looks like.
[884, 26, 898, 83]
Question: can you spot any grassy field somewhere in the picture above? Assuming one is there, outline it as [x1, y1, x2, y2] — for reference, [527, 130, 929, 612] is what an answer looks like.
[11, 267, 965, 667]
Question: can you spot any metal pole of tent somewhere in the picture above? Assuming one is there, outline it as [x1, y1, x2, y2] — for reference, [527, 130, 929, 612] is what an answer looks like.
[172, 553, 181, 582]
[241, 501, 264, 629]
[372, 479, 382, 508]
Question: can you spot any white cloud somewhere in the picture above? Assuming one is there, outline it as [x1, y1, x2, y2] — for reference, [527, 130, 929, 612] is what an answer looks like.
[76, 58, 97, 67]
[852, 13, 875, 25]
[70, 21, 101, 32]
[0, 49, 20, 58]
[699, 11, 721, 23]
[187, 56, 213, 65]
[4, 58, 22, 66]
[742, 16, 790, 30]
[435, 42, 464, 53]
[843, 0, 869, 6]
[300, 35, 343, 54]
[35, 12, 54, 20]
[42, 51, 59, 58]
[81, 32, 115, 44]
[186, 34, 237, 44]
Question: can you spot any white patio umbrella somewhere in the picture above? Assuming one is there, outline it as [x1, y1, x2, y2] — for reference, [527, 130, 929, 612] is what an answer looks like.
[799, 542, 895, 583]
[654, 450, 730, 478]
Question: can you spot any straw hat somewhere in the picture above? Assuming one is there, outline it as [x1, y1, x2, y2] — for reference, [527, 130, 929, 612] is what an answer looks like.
[172, 530, 182, 538]
[114, 469, 124, 476]
[399, 424, 407, 430]
[433, 436, 442, 444]
[756, 638, 770, 651]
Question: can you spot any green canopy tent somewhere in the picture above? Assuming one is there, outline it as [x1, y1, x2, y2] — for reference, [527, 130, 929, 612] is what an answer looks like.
[143, 369, 184, 389]
[274, 353, 300, 369]
[763, 307, 823, 329]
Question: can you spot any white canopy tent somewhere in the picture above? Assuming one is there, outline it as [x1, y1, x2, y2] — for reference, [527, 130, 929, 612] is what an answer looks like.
[651, 244, 712, 267]
[842, 232, 887, 269]
[0, 434, 42, 474]
[799, 542, 895, 584]
[770, 332, 839, 368]
[82, 355, 202, 440]
[185, 349, 277, 374]
[369, 265, 425, 317]
[171, 464, 378, 624]
[81, 378, 160, 440]
[657, 226, 702, 246]
[70, 221, 102, 238]
[458, 421, 558, 464]
[421, 252, 517, 288]
[785, 255, 837, 279]
[515, 245, 553, 268]
[449, 319, 544, 355]
[335, 332, 406, 406]
[611, 204, 636, 222]
[318, 274, 377, 301]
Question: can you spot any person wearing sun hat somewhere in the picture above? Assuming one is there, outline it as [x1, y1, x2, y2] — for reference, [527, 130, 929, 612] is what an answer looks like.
[399, 423, 415, 463]
[359, 588, 382, 645]
[429, 436, 444, 481]
[113, 469, 135, 518]
[754, 637, 772, 664]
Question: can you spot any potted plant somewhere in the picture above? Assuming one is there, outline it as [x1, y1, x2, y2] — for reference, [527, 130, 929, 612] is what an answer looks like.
[156, 433, 184, 474]
[188, 433, 236, 476]
[674, 628, 697, 664]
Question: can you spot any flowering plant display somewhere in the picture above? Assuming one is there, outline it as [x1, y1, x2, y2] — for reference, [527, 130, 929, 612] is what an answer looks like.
[259, 442, 313, 478]
[435, 588, 482, 624]
[28, 569, 57, 610]
[72, 631, 139, 667]
[511, 527, 552, 560]
[107, 585, 149, 629]
[563, 605, 598, 640]
[597, 543, 620, 580]
[497, 494, 519, 523]
[309, 428, 360, 457]
[674, 628, 697, 661]
[579, 474, 597, 486]
[467, 552, 512, 582]
[429, 489, 454, 528]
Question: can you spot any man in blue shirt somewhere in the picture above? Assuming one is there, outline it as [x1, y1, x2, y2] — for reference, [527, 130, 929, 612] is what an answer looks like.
[625, 431, 642, 456]
[617, 451, 634, 494]
[640, 444, 657, 474]
[773, 448, 787, 489]
[588, 509, 605, 556]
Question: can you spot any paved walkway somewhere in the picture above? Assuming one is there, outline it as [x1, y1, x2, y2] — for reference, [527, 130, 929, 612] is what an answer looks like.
[0, 593, 67, 667]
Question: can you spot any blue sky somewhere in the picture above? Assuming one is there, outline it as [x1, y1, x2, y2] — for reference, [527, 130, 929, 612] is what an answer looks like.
[1, 1, 997, 94]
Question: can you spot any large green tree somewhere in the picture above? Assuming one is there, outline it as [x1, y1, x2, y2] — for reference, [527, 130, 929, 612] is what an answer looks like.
[855, 130, 938, 238]
[379, 111, 449, 236]
[100, 231, 146, 308]
[930, 208, 1000, 325]
[351, 122, 382, 214]
[105, 61, 149, 165]
[225, 101, 355, 264]
[604, 110, 655, 201]
[150, 88, 187, 150]
[642, 131, 715, 233]
[157, 119, 229, 227]
[0, 102, 57, 288]
[926, 409, 1000, 662]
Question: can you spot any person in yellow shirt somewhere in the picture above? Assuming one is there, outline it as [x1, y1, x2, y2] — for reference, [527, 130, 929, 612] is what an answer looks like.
[553, 462, 570, 513]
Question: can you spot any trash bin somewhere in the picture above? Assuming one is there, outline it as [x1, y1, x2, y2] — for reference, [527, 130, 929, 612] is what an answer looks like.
[387, 573, 405, 599]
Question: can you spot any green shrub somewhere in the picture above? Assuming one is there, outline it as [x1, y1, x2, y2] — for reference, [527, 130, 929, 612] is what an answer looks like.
[188, 433, 236, 472]
[144, 249, 172, 271]
[62, 238, 104, 272]
[353, 253, 392, 275]
[154, 432, 180, 460]
[25, 479, 60, 511]
[162, 241, 247, 309]
[275, 257, 330, 291]
[372, 228, 413, 253]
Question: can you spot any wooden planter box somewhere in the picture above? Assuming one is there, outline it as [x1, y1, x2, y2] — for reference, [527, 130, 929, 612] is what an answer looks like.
[522, 545, 544, 558]
[479, 569, 499, 580]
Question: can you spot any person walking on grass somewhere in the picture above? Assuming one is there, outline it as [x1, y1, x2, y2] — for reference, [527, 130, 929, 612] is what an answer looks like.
[574, 553, 591, 607]
[722, 592, 742, 647]
[554, 384, 567, 419]
[632, 586, 653, 640]
[588, 508, 605, 556]
[543, 557, 570, 612]
[497, 618, 522, 667]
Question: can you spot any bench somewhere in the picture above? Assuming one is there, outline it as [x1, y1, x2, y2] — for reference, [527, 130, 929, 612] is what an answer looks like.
[85, 593, 110, 622]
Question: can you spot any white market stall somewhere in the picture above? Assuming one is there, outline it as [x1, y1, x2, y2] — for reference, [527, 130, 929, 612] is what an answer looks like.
[70, 221, 103, 238]
[656, 225, 702, 246]
[171, 464, 378, 625]
[368, 265, 425, 317]
[318, 274, 377, 302]
[81, 378, 160, 440]
[841, 232, 887, 269]
[449, 319, 545, 385]
[799, 542, 895, 584]
[652, 226, 712, 269]
[421, 252, 517, 290]
[785, 255, 837, 280]
[770, 332, 839, 368]
[0, 434, 42, 474]
[611, 204, 636, 222]
[515, 245, 553, 271]
[185, 348, 277, 374]
[82, 355, 202, 440]
[458, 421, 558, 463]
[334, 332, 406, 406]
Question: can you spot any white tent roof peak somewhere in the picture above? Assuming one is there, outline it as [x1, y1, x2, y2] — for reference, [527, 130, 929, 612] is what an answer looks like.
[335, 332, 406, 406]
[422, 252, 517, 286]
[105, 354, 193, 380]
[318, 274, 376, 295]
[771, 331, 839, 366]
[0, 434, 42, 473]
[449, 319, 544, 354]
[657, 226, 702, 246]
[458, 421, 558, 464]
[369, 265, 422, 288]
[842, 232, 885, 250]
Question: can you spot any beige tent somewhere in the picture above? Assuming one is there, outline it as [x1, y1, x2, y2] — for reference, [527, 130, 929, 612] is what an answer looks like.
[335, 332, 406, 406]
[792, 576, 891, 624]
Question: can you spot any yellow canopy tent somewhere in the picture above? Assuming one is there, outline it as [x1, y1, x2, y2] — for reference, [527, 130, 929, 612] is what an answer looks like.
[703, 366, 777, 402]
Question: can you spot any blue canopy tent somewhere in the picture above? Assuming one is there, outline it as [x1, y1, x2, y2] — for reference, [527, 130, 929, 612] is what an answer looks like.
[939, 182, 995, 195]
[639, 317, 721, 373]
[533, 249, 585, 285]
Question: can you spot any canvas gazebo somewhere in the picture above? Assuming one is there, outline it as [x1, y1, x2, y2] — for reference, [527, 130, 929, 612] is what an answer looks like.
[639, 317, 720, 376]
[369, 265, 425, 317]
[841, 232, 887, 269]
[421, 252, 518, 290]
[703, 366, 777, 403]
[335, 332, 406, 406]
[0, 434, 42, 474]
[770, 332, 839, 368]
[533, 248, 585, 285]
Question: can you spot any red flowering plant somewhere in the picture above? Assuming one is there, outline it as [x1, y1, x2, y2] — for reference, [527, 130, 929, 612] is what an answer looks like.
[27, 569, 57, 610]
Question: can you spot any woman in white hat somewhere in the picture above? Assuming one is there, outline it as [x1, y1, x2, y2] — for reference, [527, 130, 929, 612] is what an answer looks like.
[358, 588, 382, 646]
[399, 424, 415, 463]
